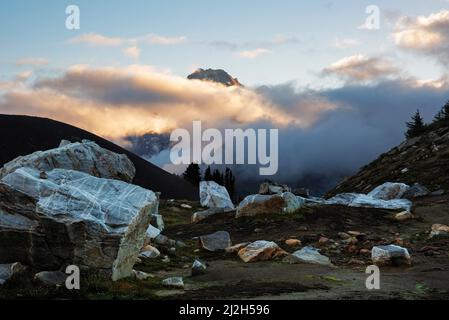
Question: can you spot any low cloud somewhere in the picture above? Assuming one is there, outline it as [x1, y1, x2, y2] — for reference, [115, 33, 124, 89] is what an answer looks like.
[334, 37, 361, 49]
[0, 65, 336, 141]
[392, 9, 449, 64]
[322, 55, 400, 82]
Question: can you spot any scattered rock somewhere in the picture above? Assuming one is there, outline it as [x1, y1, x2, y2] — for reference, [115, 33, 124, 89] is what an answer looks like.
[151, 214, 165, 231]
[0, 262, 26, 285]
[348, 258, 366, 266]
[132, 270, 153, 280]
[162, 277, 184, 289]
[326, 193, 412, 212]
[146, 225, 161, 240]
[181, 204, 192, 209]
[371, 245, 411, 266]
[0, 140, 135, 182]
[431, 189, 445, 196]
[318, 237, 329, 245]
[429, 224, 449, 239]
[34, 271, 67, 287]
[394, 211, 413, 221]
[154, 234, 170, 245]
[238, 241, 287, 263]
[338, 232, 351, 240]
[367, 182, 410, 200]
[199, 231, 232, 252]
[200, 181, 234, 209]
[402, 183, 430, 199]
[192, 207, 235, 223]
[259, 181, 291, 195]
[236, 192, 304, 218]
[225, 242, 249, 253]
[139, 245, 160, 259]
[191, 260, 207, 276]
[286, 246, 333, 266]
[285, 239, 302, 247]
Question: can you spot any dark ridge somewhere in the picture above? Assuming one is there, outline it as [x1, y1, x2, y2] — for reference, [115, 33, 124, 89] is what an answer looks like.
[0, 114, 198, 200]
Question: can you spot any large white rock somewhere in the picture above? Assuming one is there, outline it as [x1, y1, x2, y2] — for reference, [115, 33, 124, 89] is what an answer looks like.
[371, 245, 411, 266]
[0, 140, 135, 183]
[326, 193, 412, 212]
[236, 192, 304, 218]
[200, 181, 234, 209]
[0, 167, 158, 281]
[367, 182, 410, 200]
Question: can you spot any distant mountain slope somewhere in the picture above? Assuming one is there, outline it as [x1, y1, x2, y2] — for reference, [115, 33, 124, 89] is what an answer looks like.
[0, 114, 198, 200]
[326, 122, 449, 197]
[187, 68, 242, 87]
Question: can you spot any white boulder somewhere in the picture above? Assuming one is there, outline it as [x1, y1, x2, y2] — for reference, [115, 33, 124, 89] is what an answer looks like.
[367, 182, 410, 200]
[200, 181, 234, 209]
[0, 140, 135, 182]
[0, 167, 158, 281]
[371, 245, 411, 266]
[236, 192, 304, 218]
[287, 246, 333, 266]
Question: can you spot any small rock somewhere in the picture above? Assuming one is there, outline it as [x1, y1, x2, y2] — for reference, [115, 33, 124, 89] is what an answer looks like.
[154, 234, 170, 245]
[176, 241, 187, 248]
[192, 207, 234, 223]
[0, 262, 26, 285]
[139, 245, 160, 259]
[285, 239, 302, 247]
[371, 245, 411, 266]
[238, 240, 287, 263]
[259, 181, 291, 195]
[132, 270, 153, 280]
[181, 204, 192, 209]
[162, 256, 171, 263]
[338, 232, 351, 240]
[286, 246, 333, 266]
[395, 211, 413, 221]
[191, 260, 207, 276]
[34, 271, 67, 287]
[429, 224, 449, 239]
[151, 214, 165, 231]
[318, 237, 329, 245]
[254, 228, 263, 233]
[146, 225, 162, 240]
[348, 258, 366, 266]
[341, 237, 358, 245]
[298, 226, 308, 231]
[162, 277, 184, 289]
[199, 231, 232, 252]
[431, 189, 445, 196]
[225, 242, 249, 253]
[359, 248, 370, 255]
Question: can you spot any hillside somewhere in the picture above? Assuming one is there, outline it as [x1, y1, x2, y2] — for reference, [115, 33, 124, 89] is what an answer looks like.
[327, 122, 449, 197]
[0, 114, 198, 200]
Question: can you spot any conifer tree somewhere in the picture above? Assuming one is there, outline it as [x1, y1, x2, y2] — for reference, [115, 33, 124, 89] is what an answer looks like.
[405, 109, 426, 139]
[182, 163, 201, 186]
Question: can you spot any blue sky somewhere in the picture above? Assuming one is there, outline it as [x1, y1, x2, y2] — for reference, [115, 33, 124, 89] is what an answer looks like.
[1, 0, 448, 86]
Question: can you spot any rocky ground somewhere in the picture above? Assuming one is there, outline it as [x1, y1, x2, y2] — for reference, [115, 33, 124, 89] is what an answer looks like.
[2, 196, 448, 300]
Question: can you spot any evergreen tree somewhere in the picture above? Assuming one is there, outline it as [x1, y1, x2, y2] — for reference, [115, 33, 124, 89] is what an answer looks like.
[224, 167, 236, 200]
[182, 163, 201, 186]
[204, 166, 212, 181]
[405, 109, 427, 139]
[212, 169, 223, 185]
[434, 100, 449, 122]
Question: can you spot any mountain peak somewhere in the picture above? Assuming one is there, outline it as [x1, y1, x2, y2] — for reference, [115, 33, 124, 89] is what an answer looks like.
[187, 68, 243, 87]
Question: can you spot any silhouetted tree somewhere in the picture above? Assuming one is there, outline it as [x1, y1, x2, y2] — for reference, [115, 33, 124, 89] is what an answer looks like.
[434, 100, 449, 122]
[212, 169, 223, 185]
[406, 109, 426, 139]
[224, 167, 236, 199]
[204, 166, 212, 181]
[183, 163, 201, 186]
